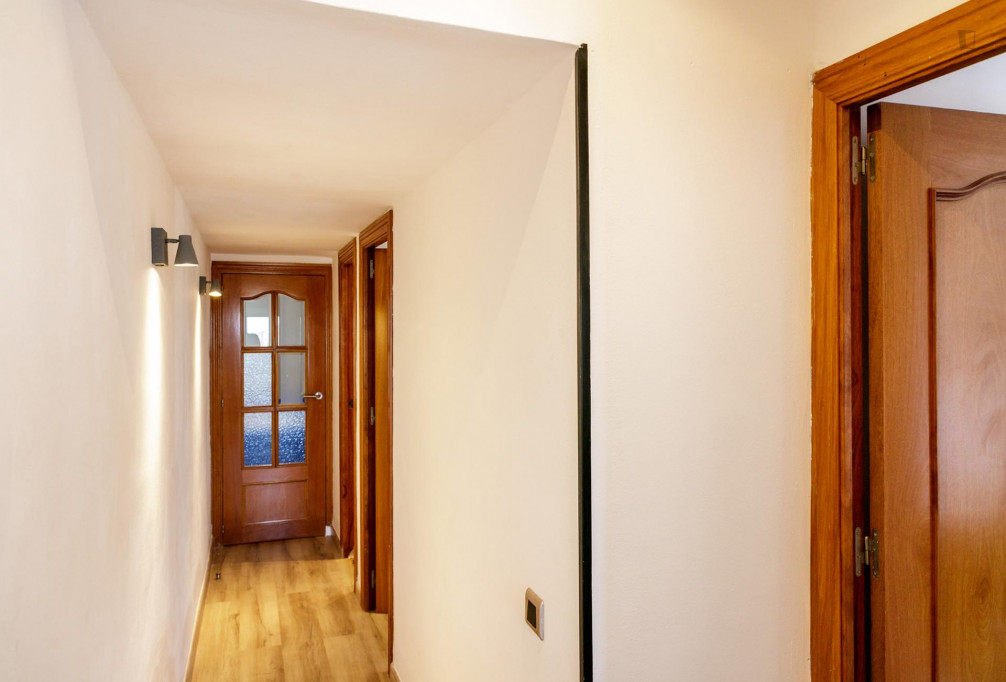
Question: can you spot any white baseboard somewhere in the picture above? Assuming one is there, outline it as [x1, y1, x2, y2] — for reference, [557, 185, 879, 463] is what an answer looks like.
[184, 535, 215, 681]
[390, 662, 403, 682]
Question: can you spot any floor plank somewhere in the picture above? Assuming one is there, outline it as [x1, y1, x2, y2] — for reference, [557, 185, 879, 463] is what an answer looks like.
[190, 537, 389, 681]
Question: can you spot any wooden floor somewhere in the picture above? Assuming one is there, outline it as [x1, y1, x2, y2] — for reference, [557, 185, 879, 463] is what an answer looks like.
[190, 536, 389, 681]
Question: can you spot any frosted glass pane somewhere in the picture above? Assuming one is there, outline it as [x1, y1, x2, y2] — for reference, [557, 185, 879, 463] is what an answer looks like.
[243, 353, 272, 407]
[243, 412, 272, 467]
[278, 352, 305, 405]
[279, 411, 306, 464]
[243, 295, 271, 347]
[278, 295, 305, 346]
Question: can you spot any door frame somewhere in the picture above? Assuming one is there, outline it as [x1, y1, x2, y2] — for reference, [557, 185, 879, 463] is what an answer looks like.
[810, 1, 1006, 679]
[356, 211, 394, 659]
[338, 241, 357, 558]
[210, 261, 334, 546]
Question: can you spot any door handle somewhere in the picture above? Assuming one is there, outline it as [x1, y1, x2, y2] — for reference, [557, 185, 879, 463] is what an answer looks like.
[302, 392, 324, 400]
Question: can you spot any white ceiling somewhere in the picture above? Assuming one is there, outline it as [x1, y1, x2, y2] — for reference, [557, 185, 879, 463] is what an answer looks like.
[77, 0, 574, 255]
[881, 51, 1006, 115]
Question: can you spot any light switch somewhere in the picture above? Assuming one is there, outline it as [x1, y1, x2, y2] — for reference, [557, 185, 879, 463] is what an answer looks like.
[525, 588, 544, 640]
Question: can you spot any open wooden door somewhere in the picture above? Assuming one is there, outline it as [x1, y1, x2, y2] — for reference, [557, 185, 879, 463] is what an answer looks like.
[866, 102, 1006, 680]
[338, 243, 356, 557]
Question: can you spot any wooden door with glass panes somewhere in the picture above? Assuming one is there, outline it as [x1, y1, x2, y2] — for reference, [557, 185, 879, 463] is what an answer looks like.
[220, 272, 328, 544]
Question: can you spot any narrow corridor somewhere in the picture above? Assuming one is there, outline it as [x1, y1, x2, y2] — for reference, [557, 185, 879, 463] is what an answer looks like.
[190, 537, 389, 681]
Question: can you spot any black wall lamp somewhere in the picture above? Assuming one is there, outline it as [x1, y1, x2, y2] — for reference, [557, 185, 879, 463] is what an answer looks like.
[199, 276, 222, 297]
[151, 227, 198, 267]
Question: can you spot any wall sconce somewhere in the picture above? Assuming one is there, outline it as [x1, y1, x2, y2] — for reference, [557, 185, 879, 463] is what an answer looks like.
[199, 276, 222, 297]
[151, 227, 198, 267]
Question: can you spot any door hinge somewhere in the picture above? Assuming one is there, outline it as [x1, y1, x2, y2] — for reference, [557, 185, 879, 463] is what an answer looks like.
[220, 397, 224, 408]
[370, 406, 376, 426]
[348, 398, 354, 409]
[853, 134, 877, 184]
[370, 569, 376, 589]
[221, 524, 225, 536]
[855, 527, 879, 577]
[369, 259, 375, 279]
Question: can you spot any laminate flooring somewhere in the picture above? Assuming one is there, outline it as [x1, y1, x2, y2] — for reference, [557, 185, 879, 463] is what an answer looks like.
[190, 537, 389, 681]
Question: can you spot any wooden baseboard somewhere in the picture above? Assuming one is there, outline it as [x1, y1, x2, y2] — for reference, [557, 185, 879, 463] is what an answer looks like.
[184, 536, 215, 682]
[390, 662, 402, 682]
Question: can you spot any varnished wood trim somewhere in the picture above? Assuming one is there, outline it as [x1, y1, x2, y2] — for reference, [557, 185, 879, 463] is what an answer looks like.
[811, 2, 1006, 680]
[814, 0, 1006, 106]
[210, 261, 333, 545]
[213, 261, 333, 277]
[359, 211, 392, 249]
[184, 536, 214, 682]
[932, 170, 1006, 201]
[338, 239, 356, 265]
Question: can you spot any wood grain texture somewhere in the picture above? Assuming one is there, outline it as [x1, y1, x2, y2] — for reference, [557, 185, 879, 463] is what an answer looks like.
[930, 180, 1006, 681]
[218, 271, 329, 545]
[339, 253, 357, 558]
[189, 537, 390, 681]
[814, 0, 1006, 106]
[212, 262, 334, 546]
[811, 86, 856, 682]
[811, 8, 1006, 677]
[373, 248, 391, 614]
[868, 103, 1006, 681]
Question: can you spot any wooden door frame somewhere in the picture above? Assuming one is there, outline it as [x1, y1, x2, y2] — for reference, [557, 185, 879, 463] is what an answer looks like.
[210, 261, 334, 546]
[338, 241, 357, 558]
[356, 211, 394, 661]
[810, 2, 1006, 679]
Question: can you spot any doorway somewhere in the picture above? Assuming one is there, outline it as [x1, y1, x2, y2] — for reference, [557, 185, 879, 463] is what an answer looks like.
[810, 2, 1006, 679]
[211, 262, 333, 545]
[357, 212, 393, 626]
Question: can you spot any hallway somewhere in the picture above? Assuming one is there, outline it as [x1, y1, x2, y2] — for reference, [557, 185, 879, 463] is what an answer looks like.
[190, 538, 389, 681]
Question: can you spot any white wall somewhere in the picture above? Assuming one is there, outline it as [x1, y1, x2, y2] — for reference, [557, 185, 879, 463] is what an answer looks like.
[814, 0, 964, 69]
[320, 0, 815, 679]
[391, 58, 578, 681]
[0, 1, 211, 679]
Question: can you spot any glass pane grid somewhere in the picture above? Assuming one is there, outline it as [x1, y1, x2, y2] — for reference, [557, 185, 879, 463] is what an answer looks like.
[279, 352, 306, 405]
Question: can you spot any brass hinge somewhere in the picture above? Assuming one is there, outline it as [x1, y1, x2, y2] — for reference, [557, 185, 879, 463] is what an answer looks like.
[852, 134, 877, 184]
[855, 527, 879, 577]
[370, 569, 376, 589]
[221, 524, 225, 536]
[370, 406, 376, 427]
[369, 259, 375, 279]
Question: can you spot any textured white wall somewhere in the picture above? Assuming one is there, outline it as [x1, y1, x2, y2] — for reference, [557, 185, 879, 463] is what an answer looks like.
[318, 0, 816, 679]
[0, 1, 211, 679]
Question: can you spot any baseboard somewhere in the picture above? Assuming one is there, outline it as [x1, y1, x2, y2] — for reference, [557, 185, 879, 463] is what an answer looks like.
[390, 662, 403, 682]
[184, 536, 215, 682]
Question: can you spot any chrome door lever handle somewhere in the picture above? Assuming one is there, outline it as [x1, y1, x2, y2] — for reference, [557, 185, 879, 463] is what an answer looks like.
[302, 392, 323, 400]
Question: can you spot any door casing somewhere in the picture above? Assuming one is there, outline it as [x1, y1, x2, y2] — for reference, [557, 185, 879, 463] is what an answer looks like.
[810, 1, 1006, 679]
[356, 211, 394, 662]
[210, 261, 334, 546]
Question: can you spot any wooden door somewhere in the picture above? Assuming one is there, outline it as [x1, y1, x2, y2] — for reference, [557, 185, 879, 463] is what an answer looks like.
[373, 247, 391, 613]
[338, 249, 356, 556]
[867, 102, 1006, 680]
[220, 272, 329, 544]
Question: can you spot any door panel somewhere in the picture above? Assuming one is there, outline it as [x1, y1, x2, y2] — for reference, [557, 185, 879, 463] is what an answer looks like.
[221, 273, 328, 544]
[338, 257, 356, 556]
[374, 248, 391, 613]
[867, 103, 1006, 680]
